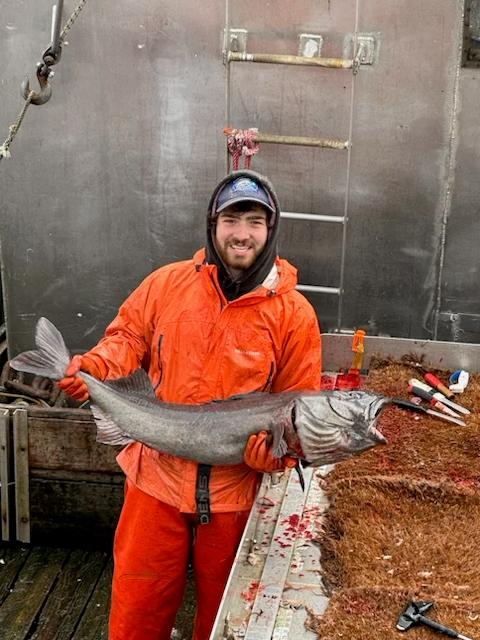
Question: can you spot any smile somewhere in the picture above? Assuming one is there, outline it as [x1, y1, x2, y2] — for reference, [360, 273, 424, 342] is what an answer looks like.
[229, 244, 252, 254]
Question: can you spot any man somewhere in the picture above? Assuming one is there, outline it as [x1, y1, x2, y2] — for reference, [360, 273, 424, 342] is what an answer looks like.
[59, 170, 322, 640]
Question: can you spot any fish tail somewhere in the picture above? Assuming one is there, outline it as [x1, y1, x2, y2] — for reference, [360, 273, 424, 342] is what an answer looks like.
[9, 317, 71, 380]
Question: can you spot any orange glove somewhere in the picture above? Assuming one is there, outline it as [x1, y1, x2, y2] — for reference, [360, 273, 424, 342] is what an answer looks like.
[57, 355, 102, 402]
[243, 431, 297, 473]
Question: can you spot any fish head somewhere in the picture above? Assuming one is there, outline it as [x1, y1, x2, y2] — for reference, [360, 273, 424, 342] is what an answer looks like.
[294, 390, 391, 467]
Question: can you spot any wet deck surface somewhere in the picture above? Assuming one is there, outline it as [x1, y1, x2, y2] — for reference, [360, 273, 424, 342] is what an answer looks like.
[0, 543, 112, 640]
[0, 543, 196, 640]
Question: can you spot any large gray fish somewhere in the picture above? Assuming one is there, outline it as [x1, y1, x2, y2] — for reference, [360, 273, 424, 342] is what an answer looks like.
[10, 318, 390, 467]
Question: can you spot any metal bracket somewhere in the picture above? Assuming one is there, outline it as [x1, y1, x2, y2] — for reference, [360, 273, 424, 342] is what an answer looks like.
[356, 35, 376, 65]
[226, 28, 248, 55]
[225, 28, 372, 74]
[298, 33, 324, 58]
[345, 33, 378, 73]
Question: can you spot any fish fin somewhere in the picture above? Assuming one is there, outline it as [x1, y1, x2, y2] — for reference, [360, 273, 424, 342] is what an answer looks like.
[10, 317, 71, 380]
[103, 369, 157, 400]
[91, 404, 134, 446]
[270, 422, 288, 458]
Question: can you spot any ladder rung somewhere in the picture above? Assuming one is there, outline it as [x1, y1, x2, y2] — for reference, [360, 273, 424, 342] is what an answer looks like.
[228, 51, 354, 69]
[224, 128, 349, 150]
[281, 212, 345, 223]
[297, 284, 341, 295]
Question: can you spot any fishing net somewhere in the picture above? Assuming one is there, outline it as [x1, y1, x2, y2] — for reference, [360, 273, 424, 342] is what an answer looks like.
[308, 362, 480, 639]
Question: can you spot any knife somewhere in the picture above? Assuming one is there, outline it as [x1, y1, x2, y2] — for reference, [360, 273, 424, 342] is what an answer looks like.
[424, 372, 455, 399]
[393, 398, 466, 427]
[408, 382, 462, 418]
[408, 379, 471, 416]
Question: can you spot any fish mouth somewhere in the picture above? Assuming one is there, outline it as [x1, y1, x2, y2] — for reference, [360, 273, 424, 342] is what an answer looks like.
[366, 396, 391, 443]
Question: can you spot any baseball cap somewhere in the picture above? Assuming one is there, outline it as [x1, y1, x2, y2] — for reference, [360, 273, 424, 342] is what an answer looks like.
[216, 177, 275, 214]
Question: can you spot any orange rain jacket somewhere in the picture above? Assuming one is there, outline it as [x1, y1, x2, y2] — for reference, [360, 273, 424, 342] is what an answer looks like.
[83, 248, 322, 513]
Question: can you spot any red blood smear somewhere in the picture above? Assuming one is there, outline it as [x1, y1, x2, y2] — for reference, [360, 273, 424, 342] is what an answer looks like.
[284, 514, 300, 529]
[240, 580, 263, 603]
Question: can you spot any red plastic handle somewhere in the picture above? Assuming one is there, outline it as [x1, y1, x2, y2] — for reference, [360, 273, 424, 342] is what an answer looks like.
[424, 373, 454, 399]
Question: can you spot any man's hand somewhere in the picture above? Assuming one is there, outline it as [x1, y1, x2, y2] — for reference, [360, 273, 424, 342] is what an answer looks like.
[57, 355, 102, 402]
[243, 431, 297, 473]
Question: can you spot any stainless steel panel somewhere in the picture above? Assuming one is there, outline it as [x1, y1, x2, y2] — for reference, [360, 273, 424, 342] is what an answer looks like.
[342, 0, 464, 337]
[244, 143, 349, 218]
[440, 69, 480, 341]
[437, 312, 480, 343]
[2, 0, 480, 350]
[1, 0, 226, 354]
[280, 218, 343, 288]
[228, 0, 358, 53]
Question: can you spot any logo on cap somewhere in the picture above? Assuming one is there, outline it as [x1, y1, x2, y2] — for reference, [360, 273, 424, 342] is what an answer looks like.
[230, 178, 259, 195]
[216, 176, 275, 213]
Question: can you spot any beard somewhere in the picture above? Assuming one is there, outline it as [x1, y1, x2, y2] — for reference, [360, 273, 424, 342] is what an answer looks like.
[215, 239, 265, 277]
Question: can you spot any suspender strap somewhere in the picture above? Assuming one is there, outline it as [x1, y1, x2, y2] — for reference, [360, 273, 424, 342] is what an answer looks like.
[196, 464, 212, 525]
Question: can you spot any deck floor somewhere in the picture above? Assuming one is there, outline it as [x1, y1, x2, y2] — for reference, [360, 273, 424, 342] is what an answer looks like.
[0, 543, 196, 640]
[0, 543, 112, 640]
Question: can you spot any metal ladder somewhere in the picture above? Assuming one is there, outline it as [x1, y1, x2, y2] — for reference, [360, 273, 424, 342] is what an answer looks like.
[223, 27, 377, 332]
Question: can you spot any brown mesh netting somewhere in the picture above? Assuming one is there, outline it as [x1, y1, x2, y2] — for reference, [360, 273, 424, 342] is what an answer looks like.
[308, 588, 479, 640]
[309, 362, 480, 639]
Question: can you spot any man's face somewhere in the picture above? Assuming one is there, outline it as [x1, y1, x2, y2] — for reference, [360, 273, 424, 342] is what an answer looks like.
[214, 204, 269, 278]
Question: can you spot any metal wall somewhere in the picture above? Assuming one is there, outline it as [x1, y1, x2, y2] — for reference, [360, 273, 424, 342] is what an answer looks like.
[1, 0, 479, 355]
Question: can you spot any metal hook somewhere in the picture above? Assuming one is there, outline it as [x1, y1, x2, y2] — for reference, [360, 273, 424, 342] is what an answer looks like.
[21, 63, 53, 106]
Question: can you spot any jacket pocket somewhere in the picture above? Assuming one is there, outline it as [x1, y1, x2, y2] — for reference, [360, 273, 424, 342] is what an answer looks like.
[218, 325, 276, 396]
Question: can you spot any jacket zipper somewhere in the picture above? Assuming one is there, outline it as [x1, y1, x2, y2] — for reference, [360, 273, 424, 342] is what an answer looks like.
[154, 334, 164, 391]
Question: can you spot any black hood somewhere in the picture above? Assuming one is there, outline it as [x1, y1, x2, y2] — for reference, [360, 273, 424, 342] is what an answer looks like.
[206, 170, 281, 301]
